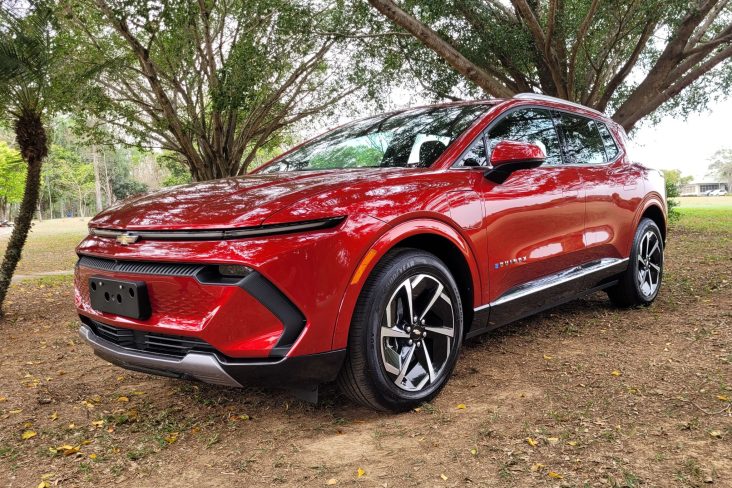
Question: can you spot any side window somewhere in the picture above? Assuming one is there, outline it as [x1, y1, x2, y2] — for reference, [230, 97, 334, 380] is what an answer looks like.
[486, 108, 563, 165]
[458, 135, 488, 167]
[596, 123, 620, 161]
[559, 114, 606, 165]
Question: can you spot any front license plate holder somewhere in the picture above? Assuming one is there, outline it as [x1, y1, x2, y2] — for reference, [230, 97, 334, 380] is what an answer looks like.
[89, 276, 151, 320]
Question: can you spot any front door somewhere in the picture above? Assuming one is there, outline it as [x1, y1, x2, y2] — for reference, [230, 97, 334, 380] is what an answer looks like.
[463, 107, 585, 328]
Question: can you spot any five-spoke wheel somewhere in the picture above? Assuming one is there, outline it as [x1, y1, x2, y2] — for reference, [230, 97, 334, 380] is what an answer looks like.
[337, 249, 463, 411]
[608, 218, 664, 307]
[380, 274, 455, 392]
[636, 230, 662, 298]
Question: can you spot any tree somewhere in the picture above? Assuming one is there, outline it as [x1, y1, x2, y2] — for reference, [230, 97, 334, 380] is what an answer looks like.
[0, 3, 65, 313]
[60, 0, 385, 180]
[708, 148, 732, 190]
[47, 145, 96, 217]
[367, 0, 732, 131]
[0, 142, 25, 221]
[662, 169, 692, 221]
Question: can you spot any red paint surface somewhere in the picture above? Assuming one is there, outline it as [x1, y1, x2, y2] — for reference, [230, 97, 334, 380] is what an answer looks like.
[75, 98, 667, 358]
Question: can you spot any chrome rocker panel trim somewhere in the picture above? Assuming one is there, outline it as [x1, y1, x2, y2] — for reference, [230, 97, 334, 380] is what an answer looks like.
[79, 323, 242, 387]
[468, 257, 628, 337]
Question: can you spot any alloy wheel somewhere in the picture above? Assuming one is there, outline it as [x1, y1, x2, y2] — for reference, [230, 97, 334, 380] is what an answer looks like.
[637, 230, 662, 297]
[379, 273, 455, 392]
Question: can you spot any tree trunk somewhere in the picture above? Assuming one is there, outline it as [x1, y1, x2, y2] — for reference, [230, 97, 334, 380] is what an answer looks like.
[92, 145, 103, 213]
[0, 109, 48, 314]
[102, 150, 113, 205]
[46, 173, 53, 219]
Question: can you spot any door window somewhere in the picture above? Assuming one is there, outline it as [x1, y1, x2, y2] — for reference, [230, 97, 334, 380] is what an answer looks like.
[486, 108, 563, 165]
[559, 114, 606, 165]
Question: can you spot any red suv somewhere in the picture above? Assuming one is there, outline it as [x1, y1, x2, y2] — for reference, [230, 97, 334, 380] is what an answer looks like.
[75, 94, 666, 411]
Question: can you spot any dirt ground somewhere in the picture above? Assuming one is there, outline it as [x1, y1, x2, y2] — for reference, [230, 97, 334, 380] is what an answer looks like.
[1, 220, 730, 487]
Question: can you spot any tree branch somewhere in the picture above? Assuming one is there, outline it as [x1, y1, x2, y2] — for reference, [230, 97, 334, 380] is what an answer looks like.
[367, 0, 514, 97]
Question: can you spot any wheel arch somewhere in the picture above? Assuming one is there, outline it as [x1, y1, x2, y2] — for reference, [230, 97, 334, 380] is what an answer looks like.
[331, 219, 482, 350]
[637, 197, 667, 242]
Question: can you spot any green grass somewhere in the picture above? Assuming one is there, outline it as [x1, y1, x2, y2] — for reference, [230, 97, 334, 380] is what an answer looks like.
[676, 207, 732, 233]
[0, 218, 89, 274]
[676, 197, 732, 233]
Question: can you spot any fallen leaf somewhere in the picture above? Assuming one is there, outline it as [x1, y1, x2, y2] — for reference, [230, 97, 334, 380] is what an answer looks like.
[130, 390, 145, 396]
[543, 354, 553, 360]
[470, 448, 477, 456]
[413, 407, 422, 413]
[456, 404, 466, 410]
[547, 437, 559, 445]
[0, 396, 7, 402]
[238, 414, 250, 421]
[92, 420, 104, 428]
[37, 482, 50, 488]
[9, 409, 22, 414]
[567, 441, 578, 446]
[49, 412, 58, 421]
[709, 430, 722, 438]
[526, 437, 538, 447]
[531, 463, 545, 472]
[117, 396, 129, 403]
[717, 395, 730, 402]
[611, 370, 622, 377]
[21, 430, 37, 440]
[55, 444, 80, 456]
[326, 479, 337, 485]
[357, 467, 365, 478]
[548, 471, 563, 479]
[440, 473, 448, 480]
[164, 432, 179, 444]
[89, 453, 97, 460]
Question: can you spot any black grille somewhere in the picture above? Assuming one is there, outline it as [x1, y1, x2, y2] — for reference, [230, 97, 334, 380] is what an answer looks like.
[85, 318, 217, 358]
[78, 256, 204, 277]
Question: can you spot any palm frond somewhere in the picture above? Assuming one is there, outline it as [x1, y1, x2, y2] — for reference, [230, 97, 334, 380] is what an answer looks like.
[0, 3, 54, 113]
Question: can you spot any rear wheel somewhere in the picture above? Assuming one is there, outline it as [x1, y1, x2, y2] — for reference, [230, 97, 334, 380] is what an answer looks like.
[607, 218, 664, 307]
[337, 249, 464, 411]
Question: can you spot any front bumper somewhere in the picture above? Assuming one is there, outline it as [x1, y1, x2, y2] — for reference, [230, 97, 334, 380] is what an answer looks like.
[79, 323, 346, 388]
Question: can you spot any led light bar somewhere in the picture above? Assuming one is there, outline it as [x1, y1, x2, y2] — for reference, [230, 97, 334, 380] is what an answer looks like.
[89, 216, 345, 241]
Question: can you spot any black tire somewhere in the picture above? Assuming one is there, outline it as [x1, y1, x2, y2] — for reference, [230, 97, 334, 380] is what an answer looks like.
[607, 218, 664, 307]
[337, 248, 464, 411]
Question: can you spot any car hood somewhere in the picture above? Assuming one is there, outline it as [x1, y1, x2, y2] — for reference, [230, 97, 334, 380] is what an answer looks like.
[89, 170, 383, 231]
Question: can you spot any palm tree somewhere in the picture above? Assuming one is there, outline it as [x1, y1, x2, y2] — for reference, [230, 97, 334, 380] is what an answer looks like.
[0, 4, 55, 313]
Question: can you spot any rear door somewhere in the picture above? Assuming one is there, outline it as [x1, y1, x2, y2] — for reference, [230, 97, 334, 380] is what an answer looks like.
[556, 113, 643, 261]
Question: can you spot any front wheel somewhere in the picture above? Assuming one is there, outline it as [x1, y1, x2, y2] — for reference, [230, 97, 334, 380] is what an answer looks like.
[607, 218, 664, 307]
[337, 249, 464, 411]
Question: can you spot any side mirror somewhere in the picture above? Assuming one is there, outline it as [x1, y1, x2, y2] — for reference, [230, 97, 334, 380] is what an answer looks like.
[485, 140, 546, 184]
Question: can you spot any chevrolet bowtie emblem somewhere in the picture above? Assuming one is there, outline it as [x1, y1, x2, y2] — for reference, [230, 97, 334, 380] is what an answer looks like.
[116, 233, 140, 245]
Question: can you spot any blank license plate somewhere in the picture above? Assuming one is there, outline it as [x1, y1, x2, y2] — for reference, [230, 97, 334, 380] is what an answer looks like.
[89, 276, 151, 320]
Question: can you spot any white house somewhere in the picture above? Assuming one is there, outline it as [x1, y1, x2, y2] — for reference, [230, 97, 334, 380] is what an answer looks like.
[679, 181, 728, 196]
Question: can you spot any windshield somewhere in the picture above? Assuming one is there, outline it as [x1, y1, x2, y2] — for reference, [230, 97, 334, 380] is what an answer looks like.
[258, 104, 491, 173]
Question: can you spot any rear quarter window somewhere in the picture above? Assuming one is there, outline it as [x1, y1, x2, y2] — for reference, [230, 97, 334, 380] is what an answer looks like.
[596, 123, 620, 161]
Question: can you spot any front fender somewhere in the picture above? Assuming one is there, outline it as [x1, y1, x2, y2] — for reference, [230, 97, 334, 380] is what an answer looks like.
[330, 218, 483, 350]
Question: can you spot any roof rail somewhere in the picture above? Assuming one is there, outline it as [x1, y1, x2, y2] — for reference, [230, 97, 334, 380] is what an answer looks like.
[512, 93, 604, 116]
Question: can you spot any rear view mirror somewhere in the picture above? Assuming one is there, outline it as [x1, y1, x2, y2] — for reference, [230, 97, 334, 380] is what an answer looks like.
[485, 140, 546, 184]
